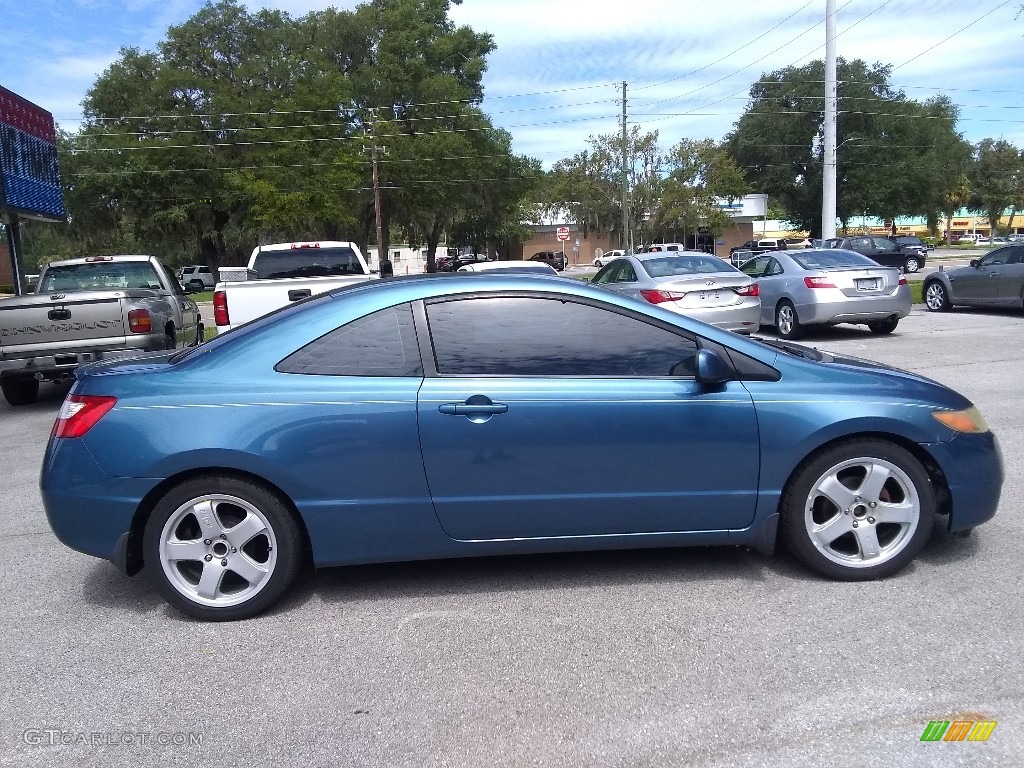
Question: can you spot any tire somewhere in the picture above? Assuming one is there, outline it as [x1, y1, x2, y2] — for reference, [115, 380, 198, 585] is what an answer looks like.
[194, 323, 205, 346]
[188, 279, 205, 293]
[867, 318, 899, 335]
[143, 475, 304, 620]
[779, 439, 934, 580]
[924, 280, 951, 312]
[1, 376, 39, 406]
[594, 261, 603, 268]
[775, 300, 804, 340]
[904, 256, 921, 273]
[165, 328, 177, 350]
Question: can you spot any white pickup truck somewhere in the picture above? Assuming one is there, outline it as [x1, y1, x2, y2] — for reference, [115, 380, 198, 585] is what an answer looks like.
[213, 241, 376, 333]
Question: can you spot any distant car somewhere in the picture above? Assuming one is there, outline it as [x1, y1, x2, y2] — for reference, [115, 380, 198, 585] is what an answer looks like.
[646, 243, 686, 253]
[729, 238, 789, 256]
[784, 237, 812, 249]
[443, 255, 488, 272]
[991, 237, 1007, 245]
[592, 251, 760, 334]
[593, 249, 625, 268]
[975, 236, 990, 246]
[1007, 234, 1024, 243]
[824, 236, 926, 273]
[893, 236, 931, 259]
[458, 260, 557, 275]
[177, 265, 215, 292]
[957, 234, 979, 244]
[739, 248, 911, 339]
[530, 251, 567, 270]
[923, 244, 1024, 312]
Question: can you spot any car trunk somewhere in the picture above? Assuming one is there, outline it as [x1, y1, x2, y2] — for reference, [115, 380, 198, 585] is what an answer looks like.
[0, 292, 129, 359]
[824, 267, 902, 298]
[658, 275, 749, 309]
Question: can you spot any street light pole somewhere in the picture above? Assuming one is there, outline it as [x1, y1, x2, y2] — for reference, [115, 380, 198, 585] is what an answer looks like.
[822, 0, 838, 240]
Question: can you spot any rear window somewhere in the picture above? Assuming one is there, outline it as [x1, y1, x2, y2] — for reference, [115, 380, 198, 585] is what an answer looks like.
[640, 255, 739, 278]
[792, 250, 878, 270]
[252, 247, 365, 279]
[39, 262, 162, 293]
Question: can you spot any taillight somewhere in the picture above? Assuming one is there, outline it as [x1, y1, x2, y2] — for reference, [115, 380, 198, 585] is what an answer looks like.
[128, 309, 152, 333]
[898, 277, 908, 286]
[804, 276, 837, 289]
[213, 290, 229, 326]
[51, 395, 117, 439]
[640, 289, 685, 304]
[734, 283, 760, 297]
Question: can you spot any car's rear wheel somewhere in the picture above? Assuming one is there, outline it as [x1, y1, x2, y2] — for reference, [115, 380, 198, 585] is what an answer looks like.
[775, 301, 804, 340]
[924, 281, 951, 312]
[904, 256, 921, 273]
[594, 260, 603, 268]
[867, 318, 899, 335]
[1, 376, 39, 406]
[780, 439, 934, 580]
[144, 476, 304, 620]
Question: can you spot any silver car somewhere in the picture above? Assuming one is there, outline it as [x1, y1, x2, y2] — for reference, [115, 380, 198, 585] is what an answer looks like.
[740, 249, 911, 339]
[923, 244, 1024, 312]
[591, 251, 760, 334]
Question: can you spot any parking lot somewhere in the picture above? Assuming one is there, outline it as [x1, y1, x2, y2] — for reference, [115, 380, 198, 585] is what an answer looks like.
[2, 307, 1021, 768]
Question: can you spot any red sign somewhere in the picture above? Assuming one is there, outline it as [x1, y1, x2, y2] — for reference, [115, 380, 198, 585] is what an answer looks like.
[0, 87, 56, 143]
[556, 226, 570, 242]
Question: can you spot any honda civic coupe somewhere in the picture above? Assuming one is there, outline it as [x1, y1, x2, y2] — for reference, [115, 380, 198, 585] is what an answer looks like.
[41, 274, 1002, 620]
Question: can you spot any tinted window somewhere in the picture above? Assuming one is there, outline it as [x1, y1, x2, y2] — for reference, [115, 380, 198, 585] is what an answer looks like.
[740, 256, 769, 277]
[39, 261, 163, 293]
[641, 255, 739, 277]
[766, 257, 784, 276]
[872, 238, 897, 250]
[427, 297, 699, 377]
[980, 248, 1014, 266]
[276, 303, 421, 377]
[252, 246, 365, 279]
[792, 250, 878, 269]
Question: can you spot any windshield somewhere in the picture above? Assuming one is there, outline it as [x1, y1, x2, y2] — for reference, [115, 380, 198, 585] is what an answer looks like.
[251, 247, 365, 279]
[640, 255, 739, 278]
[792, 250, 878, 270]
[38, 261, 163, 293]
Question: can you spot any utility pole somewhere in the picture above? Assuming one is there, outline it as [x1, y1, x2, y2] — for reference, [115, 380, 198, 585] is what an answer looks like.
[366, 109, 387, 272]
[620, 81, 629, 252]
[822, 0, 838, 240]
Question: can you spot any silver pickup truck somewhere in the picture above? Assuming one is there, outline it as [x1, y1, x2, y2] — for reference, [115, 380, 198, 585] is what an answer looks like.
[0, 255, 202, 405]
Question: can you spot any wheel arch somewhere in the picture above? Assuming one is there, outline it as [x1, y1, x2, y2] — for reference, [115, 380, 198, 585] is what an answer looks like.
[121, 467, 313, 577]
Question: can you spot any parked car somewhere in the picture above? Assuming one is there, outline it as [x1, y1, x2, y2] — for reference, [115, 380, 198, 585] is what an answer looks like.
[739, 248, 911, 339]
[593, 249, 625, 268]
[824, 236, 926, 273]
[646, 243, 686, 252]
[729, 238, 789, 256]
[1007, 234, 1024, 243]
[457, 260, 557, 274]
[40, 272, 1003, 620]
[177, 265, 215, 292]
[0, 255, 202, 405]
[923, 245, 1024, 312]
[893, 236, 931, 260]
[443, 254, 489, 272]
[957, 234, 979, 244]
[530, 251, 567, 270]
[975, 236, 991, 246]
[784, 237, 812, 249]
[591, 251, 760, 334]
[990, 237, 1007, 246]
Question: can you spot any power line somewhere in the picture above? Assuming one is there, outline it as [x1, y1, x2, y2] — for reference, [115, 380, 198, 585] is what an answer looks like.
[893, 0, 1016, 71]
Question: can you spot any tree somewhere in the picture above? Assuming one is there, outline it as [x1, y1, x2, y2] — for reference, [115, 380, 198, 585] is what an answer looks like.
[653, 139, 748, 240]
[968, 139, 1023, 237]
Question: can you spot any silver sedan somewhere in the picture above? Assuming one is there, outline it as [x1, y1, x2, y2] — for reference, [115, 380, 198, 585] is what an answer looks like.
[591, 251, 760, 333]
[739, 249, 911, 339]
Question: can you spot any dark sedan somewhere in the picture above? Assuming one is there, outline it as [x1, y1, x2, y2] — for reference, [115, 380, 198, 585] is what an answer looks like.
[825, 236, 926, 273]
[41, 274, 1001, 620]
[923, 244, 1024, 311]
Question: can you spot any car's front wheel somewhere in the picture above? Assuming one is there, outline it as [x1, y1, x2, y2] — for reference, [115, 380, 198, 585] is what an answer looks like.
[144, 475, 304, 620]
[924, 281, 951, 312]
[775, 300, 804, 340]
[780, 439, 934, 580]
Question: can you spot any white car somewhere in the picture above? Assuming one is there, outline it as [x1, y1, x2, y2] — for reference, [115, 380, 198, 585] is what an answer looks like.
[177, 265, 215, 292]
[957, 234, 979, 244]
[593, 250, 625, 268]
[457, 260, 557, 274]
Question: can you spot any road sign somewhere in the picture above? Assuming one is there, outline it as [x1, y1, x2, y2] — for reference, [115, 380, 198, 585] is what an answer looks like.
[556, 226, 570, 242]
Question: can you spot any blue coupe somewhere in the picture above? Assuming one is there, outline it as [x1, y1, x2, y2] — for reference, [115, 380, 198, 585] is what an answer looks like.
[41, 274, 1003, 620]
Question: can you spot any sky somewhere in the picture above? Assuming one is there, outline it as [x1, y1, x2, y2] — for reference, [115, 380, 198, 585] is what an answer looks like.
[2, 0, 1024, 167]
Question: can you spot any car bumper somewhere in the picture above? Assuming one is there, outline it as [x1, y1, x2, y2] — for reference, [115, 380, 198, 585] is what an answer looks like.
[40, 437, 157, 567]
[0, 337, 169, 380]
[797, 291, 911, 325]
[664, 299, 762, 334]
[923, 431, 1003, 532]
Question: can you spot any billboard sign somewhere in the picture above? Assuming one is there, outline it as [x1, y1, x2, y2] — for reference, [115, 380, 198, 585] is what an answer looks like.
[0, 86, 64, 221]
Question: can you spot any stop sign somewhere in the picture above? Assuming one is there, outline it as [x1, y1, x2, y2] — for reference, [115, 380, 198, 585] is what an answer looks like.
[556, 226, 570, 242]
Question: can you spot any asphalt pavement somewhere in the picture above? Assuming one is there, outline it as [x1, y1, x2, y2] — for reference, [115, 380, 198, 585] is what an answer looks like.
[1, 307, 1021, 768]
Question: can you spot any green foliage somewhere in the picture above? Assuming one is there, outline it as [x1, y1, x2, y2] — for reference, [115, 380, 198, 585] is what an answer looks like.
[968, 139, 1024, 236]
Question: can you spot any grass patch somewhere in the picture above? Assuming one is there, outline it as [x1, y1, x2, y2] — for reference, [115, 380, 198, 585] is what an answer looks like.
[203, 326, 218, 341]
[910, 281, 924, 305]
[189, 290, 213, 302]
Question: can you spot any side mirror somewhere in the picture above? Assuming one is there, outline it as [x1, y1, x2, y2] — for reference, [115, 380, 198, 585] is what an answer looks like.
[970, 258, 980, 268]
[695, 348, 733, 385]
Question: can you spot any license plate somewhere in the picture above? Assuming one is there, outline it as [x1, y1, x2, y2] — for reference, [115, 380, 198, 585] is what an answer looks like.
[698, 291, 721, 301]
[856, 278, 880, 290]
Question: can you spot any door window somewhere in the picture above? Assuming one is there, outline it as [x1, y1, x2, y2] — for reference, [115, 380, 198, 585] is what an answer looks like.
[426, 296, 699, 378]
[979, 247, 1013, 266]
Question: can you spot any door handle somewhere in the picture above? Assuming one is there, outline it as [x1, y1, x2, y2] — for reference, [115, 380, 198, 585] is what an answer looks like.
[439, 403, 508, 416]
[288, 289, 312, 301]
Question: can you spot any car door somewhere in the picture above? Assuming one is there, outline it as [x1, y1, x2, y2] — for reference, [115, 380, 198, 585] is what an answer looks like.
[741, 255, 778, 325]
[867, 238, 902, 268]
[955, 247, 1014, 303]
[998, 247, 1024, 304]
[591, 259, 639, 299]
[415, 294, 761, 540]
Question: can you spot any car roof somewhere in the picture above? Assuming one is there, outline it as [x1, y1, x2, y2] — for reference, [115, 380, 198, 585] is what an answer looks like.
[47, 254, 154, 267]
[633, 250, 719, 261]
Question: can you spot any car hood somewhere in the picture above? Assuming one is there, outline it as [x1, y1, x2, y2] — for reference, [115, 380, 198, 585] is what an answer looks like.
[814, 348, 970, 408]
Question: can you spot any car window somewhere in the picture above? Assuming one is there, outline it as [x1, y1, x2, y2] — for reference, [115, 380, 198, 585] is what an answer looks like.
[740, 257, 768, 277]
[979, 247, 1013, 267]
[252, 246, 364, 278]
[1010, 247, 1024, 264]
[872, 238, 897, 250]
[39, 261, 163, 292]
[792, 249, 877, 269]
[275, 303, 422, 377]
[591, 262, 618, 285]
[640, 255, 739, 277]
[427, 296, 699, 377]
[766, 257, 784, 276]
